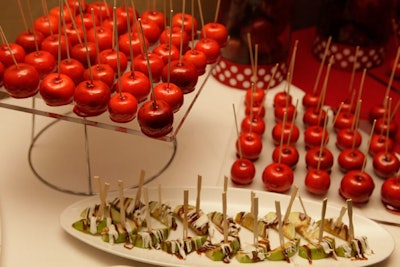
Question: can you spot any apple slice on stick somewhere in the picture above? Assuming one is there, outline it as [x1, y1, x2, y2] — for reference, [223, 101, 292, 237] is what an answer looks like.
[94, 176, 110, 219]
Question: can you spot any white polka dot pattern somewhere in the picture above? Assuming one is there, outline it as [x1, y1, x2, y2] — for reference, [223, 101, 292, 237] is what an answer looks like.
[312, 35, 386, 71]
[212, 57, 288, 90]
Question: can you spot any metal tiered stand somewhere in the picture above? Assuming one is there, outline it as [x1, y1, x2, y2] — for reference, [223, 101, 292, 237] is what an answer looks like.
[0, 65, 215, 195]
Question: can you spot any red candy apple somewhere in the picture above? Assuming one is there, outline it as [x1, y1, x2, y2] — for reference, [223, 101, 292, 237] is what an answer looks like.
[24, 50, 56, 77]
[241, 115, 265, 136]
[98, 48, 128, 74]
[39, 73, 75, 106]
[304, 125, 329, 150]
[305, 146, 334, 173]
[183, 49, 207, 76]
[153, 43, 180, 65]
[152, 82, 184, 113]
[305, 169, 330, 195]
[235, 131, 263, 161]
[262, 163, 294, 193]
[273, 91, 292, 107]
[3, 63, 40, 98]
[381, 176, 400, 211]
[336, 128, 362, 151]
[59, 58, 85, 85]
[194, 38, 220, 64]
[274, 103, 296, 123]
[33, 15, 59, 37]
[141, 10, 165, 32]
[73, 79, 111, 117]
[162, 60, 198, 94]
[15, 30, 45, 53]
[245, 86, 265, 107]
[116, 70, 151, 102]
[172, 12, 198, 38]
[272, 144, 299, 170]
[339, 170, 375, 204]
[0, 43, 26, 67]
[201, 22, 228, 47]
[271, 121, 300, 146]
[337, 148, 365, 173]
[108, 92, 138, 123]
[333, 111, 355, 132]
[302, 92, 320, 110]
[230, 158, 256, 185]
[373, 151, 400, 179]
[137, 99, 174, 138]
[369, 134, 394, 156]
[133, 52, 164, 83]
[303, 107, 327, 128]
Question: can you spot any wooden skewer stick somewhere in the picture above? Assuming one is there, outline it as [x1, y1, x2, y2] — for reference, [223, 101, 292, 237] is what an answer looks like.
[134, 170, 145, 208]
[196, 175, 202, 214]
[232, 104, 243, 159]
[118, 180, 126, 223]
[283, 185, 298, 223]
[332, 102, 345, 127]
[347, 46, 360, 95]
[286, 99, 299, 146]
[347, 199, 354, 241]
[158, 184, 162, 208]
[350, 100, 362, 151]
[223, 175, 228, 192]
[318, 198, 328, 244]
[385, 46, 400, 101]
[384, 98, 393, 156]
[223, 191, 228, 243]
[252, 196, 259, 247]
[277, 111, 288, 165]
[214, 0, 221, 23]
[183, 189, 189, 239]
[317, 115, 329, 171]
[298, 194, 308, 219]
[275, 201, 285, 250]
[144, 187, 152, 232]
[312, 36, 332, 95]
[317, 56, 333, 122]
[334, 206, 347, 228]
[250, 191, 255, 214]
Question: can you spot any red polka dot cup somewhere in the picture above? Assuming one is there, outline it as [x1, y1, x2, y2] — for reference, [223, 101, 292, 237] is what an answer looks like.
[213, 0, 291, 90]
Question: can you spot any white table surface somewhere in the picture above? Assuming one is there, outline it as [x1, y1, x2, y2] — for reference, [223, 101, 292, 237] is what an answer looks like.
[0, 76, 399, 267]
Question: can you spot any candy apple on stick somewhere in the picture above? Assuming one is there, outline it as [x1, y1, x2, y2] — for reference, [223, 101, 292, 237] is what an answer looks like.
[153, 11, 184, 113]
[272, 111, 300, 170]
[195, 0, 221, 64]
[303, 56, 333, 128]
[302, 36, 332, 110]
[231, 104, 256, 185]
[336, 97, 363, 151]
[305, 116, 334, 173]
[83, 9, 115, 88]
[369, 46, 400, 123]
[381, 170, 400, 212]
[161, 2, 198, 93]
[1, 26, 40, 98]
[108, 8, 138, 123]
[115, 2, 151, 102]
[39, 1, 75, 107]
[272, 100, 300, 146]
[137, 20, 174, 138]
[15, 0, 45, 53]
[373, 99, 400, 178]
[339, 152, 375, 204]
[200, 0, 228, 48]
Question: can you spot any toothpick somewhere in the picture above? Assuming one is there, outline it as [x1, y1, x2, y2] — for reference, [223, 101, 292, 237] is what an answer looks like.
[178, 0, 186, 64]
[347, 199, 354, 241]
[277, 111, 288, 165]
[283, 185, 298, 223]
[144, 187, 152, 232]
[385, 46, 400, 101]
[318, 198, 327, 244]
[196, 175, 202, 214]
[286, 99, 299, 146]
[253, 196, 259, 246]
[332, 102, 345, 127]
[250, 191, 255, 214]
[334, 206, 347, 228]
[317, 115, 329, 171]
[384, 98, 393, 155]
[118, 180, 126, 223]
[298, 194, 308, 218]
[312, 36, 332, 95]
[275, 201, 285, 249]
[222, 191, 228, 243]
[183, 189, 189, 239]
[214, 0, 221, 23]
[347, 46, 360, 94]
[232, 103, 243, 159]
[158, 184, 162, 208]
[224, 175, 228, 192]
[134, 170, 145, 208]
[196, 0, 205, 37]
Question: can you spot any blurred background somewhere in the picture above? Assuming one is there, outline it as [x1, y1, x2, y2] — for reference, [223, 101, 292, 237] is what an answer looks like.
[0, 0, 319, 43]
